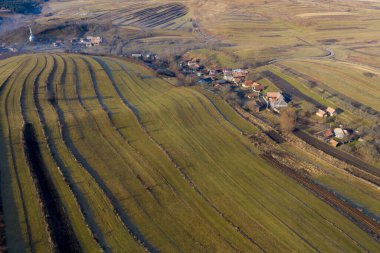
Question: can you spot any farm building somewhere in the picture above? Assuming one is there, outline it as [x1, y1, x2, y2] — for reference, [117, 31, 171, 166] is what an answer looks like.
[330, 139, 340, 147]
[326, 107, 336, 116]
[253, 83, 264, 92]
[232, 68, 248, 76]
[323, 129, 334, 139]
[316, 109, 327, 118]
[223, 71, 234, 82]
[333, 128, 347, 139]
[87, 36, 103, 45]
[242, 81, 264, 91]
[242, 80, 254, 88]
[266, 92, 288, 110]
[266, 92, 282, 100]
[246, 92, 259, 99]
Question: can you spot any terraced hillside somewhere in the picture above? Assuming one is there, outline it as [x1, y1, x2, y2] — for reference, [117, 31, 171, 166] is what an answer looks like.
[0, 54, 379, 252]
[37, 1, 189, 30]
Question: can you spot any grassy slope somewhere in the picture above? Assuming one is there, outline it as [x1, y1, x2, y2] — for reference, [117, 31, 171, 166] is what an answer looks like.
[280, 59, 380, 111]
[102, 56, 379, 252]
[52, 54, 145, 252]
[23, 54, 101, 252]
[0, 55, 52, 253]
[0, 54, 379, 252]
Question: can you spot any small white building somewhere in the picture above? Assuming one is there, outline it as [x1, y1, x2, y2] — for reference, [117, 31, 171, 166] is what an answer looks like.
[333, 128, 346, 139]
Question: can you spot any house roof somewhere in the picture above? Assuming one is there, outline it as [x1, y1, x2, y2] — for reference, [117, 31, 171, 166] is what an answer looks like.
[316, 109, 327, 117]
[323, 129, 334, 138]
[326, 107, 336, 114]
[244, 80, 254, 86]
[247, 93, 259, 98]
[270, 96, 287, 108]
[232, 72, 247, 78]
[253, 83, 265, 91]
[330, 139, 339, 147]
[266, 92, 281, 99]
[333, 128, 345, 138]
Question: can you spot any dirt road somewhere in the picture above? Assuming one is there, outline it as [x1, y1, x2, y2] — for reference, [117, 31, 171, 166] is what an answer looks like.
[262, 70, 325, 108]
[294, 129, 380, 178]
[261, 153, 380, 241]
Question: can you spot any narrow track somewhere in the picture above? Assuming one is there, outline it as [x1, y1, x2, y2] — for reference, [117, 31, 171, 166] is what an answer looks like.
[294, 130, 380, 178]
[261, 154, 380, 241]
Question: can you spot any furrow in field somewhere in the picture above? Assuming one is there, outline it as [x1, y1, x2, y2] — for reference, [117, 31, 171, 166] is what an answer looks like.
[108, 57, 379, 252]
[64, 54, 157, 252]
[42, 55, 109, 251]
[197, 88, 372, 248]
[20, 56, 58, 251]
[94, 56, 262, 252]
[95, 57, 272, 252]
[84, 56, 249, 252]
[25, 55, 102, 252]
[74, 55, 190, 252]
[108, 59, 291, 250]
[184, 89, 364, 249]
[49, 54, 147, 252]
[1, 56, 53, 253]
[0, 59, 32, 253]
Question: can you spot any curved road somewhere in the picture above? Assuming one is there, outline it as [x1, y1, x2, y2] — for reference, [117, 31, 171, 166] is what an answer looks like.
[268, 47, 335, 64]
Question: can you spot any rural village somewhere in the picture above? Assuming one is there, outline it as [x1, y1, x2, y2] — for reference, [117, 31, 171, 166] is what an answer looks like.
[0, 27, 359, 149]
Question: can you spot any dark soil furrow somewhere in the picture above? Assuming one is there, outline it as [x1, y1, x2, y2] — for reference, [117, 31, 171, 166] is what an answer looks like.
[87, 57, 228, 252]
[54, 55, 153, 252]
[101, 58, 265, 252]
[3, 58, 36, 252]
[0, 59, 30, 253]
[22, 123, 82, 253]
[34, 56, 105, 252]
[261, 154, 380, 242]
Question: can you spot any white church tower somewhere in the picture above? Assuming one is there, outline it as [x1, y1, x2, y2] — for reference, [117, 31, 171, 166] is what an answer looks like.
[29, 27, 35, 42]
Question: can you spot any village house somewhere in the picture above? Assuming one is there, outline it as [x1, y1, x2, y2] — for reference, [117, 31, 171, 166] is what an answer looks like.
[252, 82, 265, 92]
[316, 109, 328, 118]
[246, 92, 259, 99]
[330, 139, 340, 147]
[87, 36, 102, 45]
[223, 70, 234, 82]
[232, 69, 248, 77]
[333, 128, 347, 139]
[326, 107, 336, 116]
[266, 92, 288, 110]
[242, 81, 264, 91]
[242, 80, 254, 88]
[322, 128, 334, 139]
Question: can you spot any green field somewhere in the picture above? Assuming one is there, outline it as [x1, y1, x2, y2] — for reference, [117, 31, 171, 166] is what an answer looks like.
[0, 54, 379, 252]
[280, 59, 380, 111]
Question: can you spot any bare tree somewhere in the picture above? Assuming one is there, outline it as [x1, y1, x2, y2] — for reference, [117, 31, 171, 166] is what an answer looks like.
[279, 107, 297, 135]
